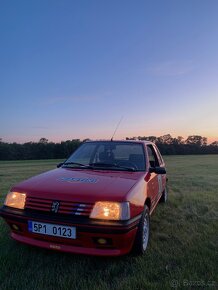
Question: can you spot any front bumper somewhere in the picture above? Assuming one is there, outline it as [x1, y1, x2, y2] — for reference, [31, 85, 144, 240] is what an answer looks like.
[0, 206, 140, 256]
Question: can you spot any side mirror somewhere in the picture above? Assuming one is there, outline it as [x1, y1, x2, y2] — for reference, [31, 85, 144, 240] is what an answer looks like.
[57, 162, 64, 168]
[149, 166, 166, 174]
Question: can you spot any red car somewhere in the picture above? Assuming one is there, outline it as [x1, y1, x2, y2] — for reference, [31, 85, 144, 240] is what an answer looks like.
[0, 140, 167, 256]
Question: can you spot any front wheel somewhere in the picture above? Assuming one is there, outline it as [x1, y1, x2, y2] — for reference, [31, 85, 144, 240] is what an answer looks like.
[132, 205, 150, 255]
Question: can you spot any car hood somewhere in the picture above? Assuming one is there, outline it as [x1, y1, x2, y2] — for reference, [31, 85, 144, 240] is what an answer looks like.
[12, 168, 145, 203]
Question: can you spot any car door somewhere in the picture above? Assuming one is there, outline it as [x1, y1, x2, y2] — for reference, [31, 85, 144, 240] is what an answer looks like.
[153, 144, 167, 193]
[146, 145, 162, 211]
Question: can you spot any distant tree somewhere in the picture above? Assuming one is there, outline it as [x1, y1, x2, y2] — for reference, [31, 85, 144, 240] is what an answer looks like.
[158, 134, 174, 144]
[146, 136, 158, 143]
[185, 135, 207, 146]
[39, 137, 48, 144]
[138, 136, 157, 143]
[210, 141, 218, 146]
[173, 136, 184, 144]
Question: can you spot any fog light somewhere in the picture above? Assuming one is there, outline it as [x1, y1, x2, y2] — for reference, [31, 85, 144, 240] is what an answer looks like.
[93, 237, 112, 246]
[97, 238, 107, 245]
[12, 224, 19, 231]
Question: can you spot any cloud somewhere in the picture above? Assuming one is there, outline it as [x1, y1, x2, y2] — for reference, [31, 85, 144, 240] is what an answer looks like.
[146, 60, 194, 76]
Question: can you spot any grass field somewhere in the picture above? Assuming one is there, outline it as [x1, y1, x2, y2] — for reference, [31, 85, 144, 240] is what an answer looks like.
[0, 156, 217, 290]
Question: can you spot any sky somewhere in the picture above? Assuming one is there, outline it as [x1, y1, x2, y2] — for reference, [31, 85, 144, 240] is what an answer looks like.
[0, 0, 218, 144]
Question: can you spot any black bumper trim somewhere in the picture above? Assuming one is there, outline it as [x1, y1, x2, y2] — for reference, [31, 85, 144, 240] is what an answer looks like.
[0, 206, 141, 234]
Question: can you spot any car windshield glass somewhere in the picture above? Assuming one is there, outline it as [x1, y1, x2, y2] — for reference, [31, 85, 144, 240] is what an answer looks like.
[64, 141, 146, 171]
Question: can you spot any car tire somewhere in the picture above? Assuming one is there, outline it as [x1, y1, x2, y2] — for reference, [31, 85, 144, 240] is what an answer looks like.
[132, 205, 150, 255]
[159, 187, 168, 203]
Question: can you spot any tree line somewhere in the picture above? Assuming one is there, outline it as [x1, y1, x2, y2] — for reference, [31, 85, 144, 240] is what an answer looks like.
[0, 138, 81, 161]
[0, 135, 218, 160]
[126, 134, 218, 155]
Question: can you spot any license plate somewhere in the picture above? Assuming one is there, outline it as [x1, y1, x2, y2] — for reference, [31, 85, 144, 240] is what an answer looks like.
[28, 221, 76, 239]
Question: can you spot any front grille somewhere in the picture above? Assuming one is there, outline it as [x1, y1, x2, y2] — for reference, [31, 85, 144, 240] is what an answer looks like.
[25, 196, 94, 217]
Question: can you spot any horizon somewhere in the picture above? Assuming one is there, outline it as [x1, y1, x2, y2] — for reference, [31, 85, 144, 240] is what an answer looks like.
[1, 133, 217, 145]
[1, 1, 218, 143]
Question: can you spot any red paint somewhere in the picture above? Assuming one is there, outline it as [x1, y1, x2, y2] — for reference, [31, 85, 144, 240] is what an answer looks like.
[144, 172, 151, 182]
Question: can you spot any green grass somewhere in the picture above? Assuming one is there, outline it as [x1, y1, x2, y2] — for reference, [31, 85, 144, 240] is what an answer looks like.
[0, 156, 217, 290]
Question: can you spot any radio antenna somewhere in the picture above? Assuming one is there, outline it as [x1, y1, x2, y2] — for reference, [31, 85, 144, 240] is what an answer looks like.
[111, 116, 123, 141]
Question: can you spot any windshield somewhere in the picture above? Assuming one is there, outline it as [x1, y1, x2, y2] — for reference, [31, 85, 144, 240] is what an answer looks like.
[64, 141, 146, 171]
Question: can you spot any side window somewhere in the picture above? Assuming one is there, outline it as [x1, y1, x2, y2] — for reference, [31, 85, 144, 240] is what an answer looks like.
[155, 147, 164, 166]
[147, 145, 160, 167]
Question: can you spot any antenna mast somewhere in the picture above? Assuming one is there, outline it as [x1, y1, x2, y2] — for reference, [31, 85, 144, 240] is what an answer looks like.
[111, 116, 123, 141]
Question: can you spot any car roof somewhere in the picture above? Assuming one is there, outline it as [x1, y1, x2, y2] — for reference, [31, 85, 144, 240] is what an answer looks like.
[85, 140, 155, 146]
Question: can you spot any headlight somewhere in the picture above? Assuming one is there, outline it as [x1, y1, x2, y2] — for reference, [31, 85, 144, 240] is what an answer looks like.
[90, 201, 130, 220]
[4, 192, 26, 209]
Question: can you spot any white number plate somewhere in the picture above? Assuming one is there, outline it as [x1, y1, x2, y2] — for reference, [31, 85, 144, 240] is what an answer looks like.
[28, 221, 76, 239]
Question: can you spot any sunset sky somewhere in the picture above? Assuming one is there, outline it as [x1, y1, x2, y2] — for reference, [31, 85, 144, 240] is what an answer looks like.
[0, 0, 218, 144]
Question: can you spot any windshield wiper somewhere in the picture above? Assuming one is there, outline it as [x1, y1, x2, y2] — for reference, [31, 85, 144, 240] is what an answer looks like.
[89, 162, 136, 172]
[62, 162, 93, 169]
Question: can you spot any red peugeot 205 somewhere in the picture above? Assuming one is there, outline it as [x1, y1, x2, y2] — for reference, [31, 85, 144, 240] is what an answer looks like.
[0, 140, 167, 256]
